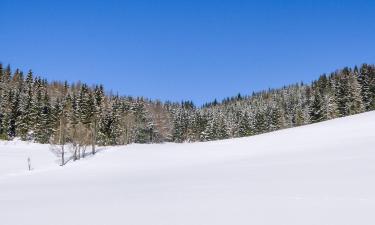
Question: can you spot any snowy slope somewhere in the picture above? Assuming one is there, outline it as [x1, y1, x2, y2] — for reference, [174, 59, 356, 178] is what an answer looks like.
[0, 140, 57, 177]
[1, 111, 375, 225]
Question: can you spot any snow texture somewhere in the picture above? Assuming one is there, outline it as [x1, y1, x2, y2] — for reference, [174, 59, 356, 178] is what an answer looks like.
[1, 111, 375, 225]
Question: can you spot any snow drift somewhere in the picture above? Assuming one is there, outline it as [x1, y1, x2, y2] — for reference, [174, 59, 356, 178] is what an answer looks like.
[1, 111, 375, 225]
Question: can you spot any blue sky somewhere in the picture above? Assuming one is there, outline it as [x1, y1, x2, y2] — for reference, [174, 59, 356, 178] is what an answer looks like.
[1, 0, 375, 105]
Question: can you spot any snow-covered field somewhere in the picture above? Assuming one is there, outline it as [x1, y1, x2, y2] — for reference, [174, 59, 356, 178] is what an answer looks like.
[1, 112, 375, 225]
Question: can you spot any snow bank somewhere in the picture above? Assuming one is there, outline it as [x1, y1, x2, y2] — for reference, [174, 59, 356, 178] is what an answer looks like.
[0, 140, 56, 177]
[1, 111, 375, 225]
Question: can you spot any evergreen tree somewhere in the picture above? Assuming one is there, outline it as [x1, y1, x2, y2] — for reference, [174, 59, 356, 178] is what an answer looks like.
[254, 110, 267, 134]
[348, 68, 365, 114]
[310, 88, 324, 123]
[16, 70, 34, 139]
[2, 90, 15, 138]
[133, 100, 154, 143]
[0, 64, 3, 138]
[238, 111, 252, 137]
[202, 112, 217, 141]
[359, 64, 375, 110]
[32, 79, 46, 142]
[78, 84, 94, 125]
[216, 113, 229, 140]
[334, 69, 351, 117]
[172, 108, 186, 142]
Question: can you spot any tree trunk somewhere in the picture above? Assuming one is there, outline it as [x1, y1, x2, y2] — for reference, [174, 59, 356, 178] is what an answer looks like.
[59, 116, 65, 166]
[73, 146, 77, 161]
[124, 126, 128, 145]
[92, 121, 96, 155]
[61, 144, 64, 166]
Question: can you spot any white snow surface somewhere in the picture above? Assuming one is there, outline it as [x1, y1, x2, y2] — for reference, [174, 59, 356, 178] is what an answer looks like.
[1, 111, 375, 225]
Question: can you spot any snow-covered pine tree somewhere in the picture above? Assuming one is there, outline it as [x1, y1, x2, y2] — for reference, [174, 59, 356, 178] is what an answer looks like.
[334, 68, 351, 117]
[0, 64, 3, 139]
[92, 85, 104, 149]
[238, 111, 252, 137]
[172, 107, 186, 142]
[348, 67, 365, 115]
[0, 65, 13, 139]
[16, 70, 34, 140]
[132, 99, 152, 143]
[216, 110, 229, 140]
[359, 64, 375, 110]
[30, 79, 52, 143]
[309, 85, 324, 123]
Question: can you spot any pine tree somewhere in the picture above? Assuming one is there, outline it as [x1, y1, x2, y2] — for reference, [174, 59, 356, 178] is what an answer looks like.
[268, 104, 284, 131]
[254, 109, 267, 134]
[16, 70, 34, 139]
[322, 91, 339, 120]
[2, 90, 15, 138]
[368, 66, 375, 109]
[172, 108, 185, 142]
[202, 112, 217, 141]
[39, 89, 53, 143]
[32, 79, 46, 142]
[310, 88, 324, 123]
[109, 97, 123, 145]
[216, 112, 229, 140]
[334, 69, 351, 117]
[132, 100, 153, 143]
[0, 65, 12, 138]
[359, 64, 374, 110]
[78, 84, 94, 125]
[348, 68, 365, 114]
[0, 64, 3, 138]
[92, 85, 104, 149]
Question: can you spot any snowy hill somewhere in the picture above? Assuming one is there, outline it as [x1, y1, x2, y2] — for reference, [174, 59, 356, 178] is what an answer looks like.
[1, 111, 375, 225]
[0, 141, 56, 177]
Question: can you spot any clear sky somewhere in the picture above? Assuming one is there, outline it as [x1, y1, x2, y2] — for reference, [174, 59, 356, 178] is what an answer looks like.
[1, 0, 375, 105]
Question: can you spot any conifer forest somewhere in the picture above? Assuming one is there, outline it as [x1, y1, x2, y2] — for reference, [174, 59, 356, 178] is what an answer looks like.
[0, 63, 374, 150]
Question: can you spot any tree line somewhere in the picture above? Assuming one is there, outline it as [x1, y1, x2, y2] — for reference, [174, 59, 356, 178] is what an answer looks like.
[0, 63, 374, 164]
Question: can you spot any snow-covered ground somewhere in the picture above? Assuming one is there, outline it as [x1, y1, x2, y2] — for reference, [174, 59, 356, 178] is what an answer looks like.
[0, 140, 56, 177]
[1, 112, 375, 225]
